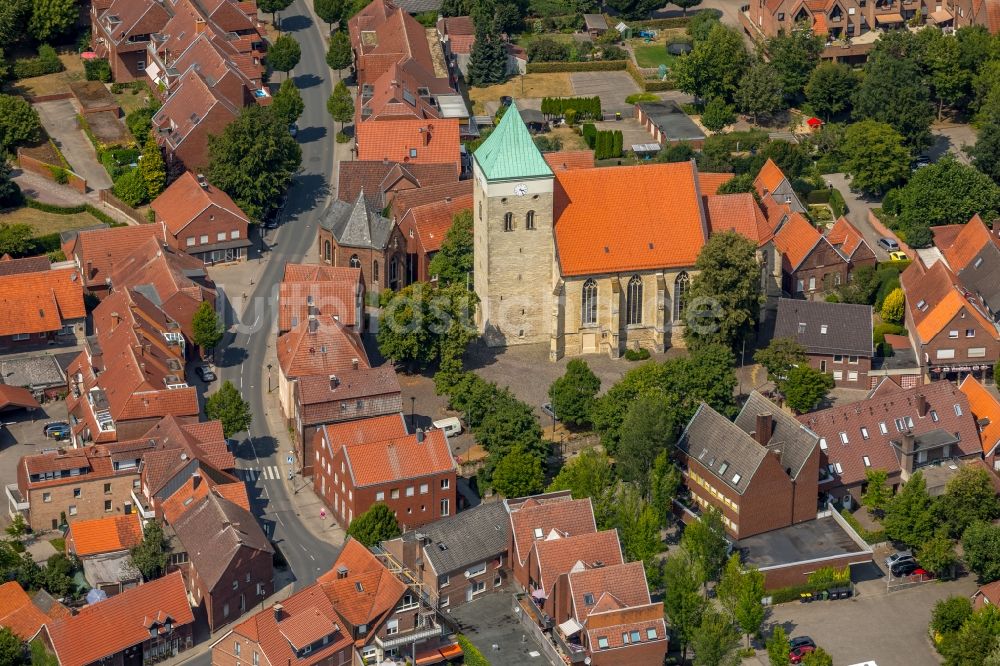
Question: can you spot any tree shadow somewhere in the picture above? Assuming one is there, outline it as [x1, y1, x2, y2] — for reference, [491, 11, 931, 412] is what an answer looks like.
[296, 125, 328, 144]
[217, 344, 249, 369]
[279, 14, 313, 32]
[462, 338, 505, 372]
[284, 172, 329, 218]
[293, 73, 323, 89]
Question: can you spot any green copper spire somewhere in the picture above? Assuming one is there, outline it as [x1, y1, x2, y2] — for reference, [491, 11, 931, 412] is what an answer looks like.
[472, 102, 554, 182]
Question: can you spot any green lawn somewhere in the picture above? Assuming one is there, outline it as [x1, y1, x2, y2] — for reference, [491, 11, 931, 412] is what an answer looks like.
[514, 32, 578, 49]
[49, 537, 66, 552]
[631, 42, 677, 69]
[0, 207, 105, 236]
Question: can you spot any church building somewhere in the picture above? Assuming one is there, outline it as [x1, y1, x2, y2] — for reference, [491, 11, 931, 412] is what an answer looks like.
[472, 103, 782, 360]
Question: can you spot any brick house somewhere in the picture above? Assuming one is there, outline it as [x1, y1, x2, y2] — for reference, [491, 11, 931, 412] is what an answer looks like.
[507, 492, 596, 593]
[170, 491, 273, 631]
[355, 119, 462, 176]
[900, 257, 1000, 382]
[0, 581, 63, 641]
[312, 414, 407, 493]
[317, 192, 408, 294]
[0, 264, 85, 351]
[772, 213, 853, 298]
[382, 501, 509, 609]
[436, 16, 475, 77]
[799, 379, 983, 507]
[278, 264, 365, 335]
[958, 375, 1000, 472]
[151, 171, 251, 263]
[314, 423, 457, 529]
[388, 178, 471, 222]
[397, 191, 473, 283]
[40, 571, 195, 665]
[676, 392, 821, 539]
[754, 158, 806, 214]
[338, 160, 460, 216]
[773, 298, 874, 388]
[65, 513, 143, 595]
[90, 0, 171, 82]
[934, 215, 1000, 320]
[61, 224, 163, 298]
[153, 69, 240, 172]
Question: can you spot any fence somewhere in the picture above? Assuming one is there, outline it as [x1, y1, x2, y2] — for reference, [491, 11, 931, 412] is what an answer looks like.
[511, 595, 562, 666]
[98, 188, 146, 225]
[17, 148, 87, 194]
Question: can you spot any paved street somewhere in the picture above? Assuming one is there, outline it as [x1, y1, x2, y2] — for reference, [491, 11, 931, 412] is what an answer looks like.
[34, 99, 113, 190]
[822, 172, 889, 260]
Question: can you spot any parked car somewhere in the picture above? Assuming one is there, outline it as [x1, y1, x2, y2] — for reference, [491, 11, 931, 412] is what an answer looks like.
[499, 96, 513, 107]
[891, 559, 920, 577]
[877, 237, 900, 252]
[432, 417, 463, 437]
[789, 637, 816, 651]
[884, 550, 914, 568]
[43, 422, 70, 440]
[790, 644, 817, 664]
[913, 155, 932, 169]
[541, 403, 558, 421]
[888, 251, 908, 262]
[195, 365, 217, 382]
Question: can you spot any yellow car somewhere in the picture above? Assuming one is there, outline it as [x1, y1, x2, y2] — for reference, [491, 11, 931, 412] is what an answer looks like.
[889, 251, 908, 262]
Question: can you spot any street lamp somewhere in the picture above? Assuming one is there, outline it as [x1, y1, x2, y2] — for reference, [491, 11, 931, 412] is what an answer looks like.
[410, 396, 416, 431]
[267, 363, 273, 393]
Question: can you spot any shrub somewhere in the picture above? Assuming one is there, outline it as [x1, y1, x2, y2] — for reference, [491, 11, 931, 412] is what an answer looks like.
[455, 635, 490, 666]
[626, 92, 660, 104]
[829, 187, 847, 218]
[49, 166, 69, 184]
[527, 60, 627, 73]
[873, 322, 906, 345]
[602, 45, 627, 60]
[111, 169, 149, 207]
[126, 107, 156, 142]
[84, 58, 111, 82]
[839, 508, 886, 544]
[624, 348, 651, 361]
[25, 198, 123, 227]
[336, 131, 350, 143]
[582, 123, 597, 148]
[13, 45, 64, 79]
[528, 37, 570, 63]
[540, 96, 603, 120]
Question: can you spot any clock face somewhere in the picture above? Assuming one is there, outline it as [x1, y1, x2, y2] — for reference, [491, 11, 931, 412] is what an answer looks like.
[514, 183, 528, 196]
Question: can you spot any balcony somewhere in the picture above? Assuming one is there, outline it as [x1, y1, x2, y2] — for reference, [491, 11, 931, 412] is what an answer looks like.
[374, 624, 445, 650]
[516, 592, 553, 630]
[553, 629, 588, 664]
[6, 484, 28, 515]
[131, 489, 155, 520]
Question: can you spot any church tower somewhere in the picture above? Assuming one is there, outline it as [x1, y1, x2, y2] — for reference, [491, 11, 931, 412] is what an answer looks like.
[472, 103, 556, 347]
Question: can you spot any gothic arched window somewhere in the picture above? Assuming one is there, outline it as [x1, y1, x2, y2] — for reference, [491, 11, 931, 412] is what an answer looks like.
[526, 210, 535, 230]
[626, 275, 643, 325]
[504, 212, 514, 232]
[582, 279, 598, 327]
[674, 272, 689, 321]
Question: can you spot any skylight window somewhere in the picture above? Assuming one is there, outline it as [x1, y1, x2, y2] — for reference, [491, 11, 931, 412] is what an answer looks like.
[533, 528, 543, 538]
[954, 404, 963, 416]
[819, 438, 827, 451]
[718, 461, 729, 475]
[798, 322, 806, 333]
[839, 432, 849, 444]
[820, 324, 828, 334]
[584, 593, 595, 605]
[834, 462, 843, 474]
[731, 473, 741, 484]
[863, 456, 871, 467]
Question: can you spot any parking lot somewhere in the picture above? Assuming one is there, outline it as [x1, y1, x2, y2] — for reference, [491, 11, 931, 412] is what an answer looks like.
[569, 71, 640, 114]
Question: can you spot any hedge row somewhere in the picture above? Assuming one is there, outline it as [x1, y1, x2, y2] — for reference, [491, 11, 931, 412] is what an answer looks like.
[839, 508, 887, 545]
[583, 125, 623, 159]
[13, 45, 64, 79]
[628, 11, 716, 29]
[526, 59, 627, 73]
[541, 96, 602, 119]
[456, 635, 490, 666]
[25, 197, 124, 228]
[625, 60, 676, 92]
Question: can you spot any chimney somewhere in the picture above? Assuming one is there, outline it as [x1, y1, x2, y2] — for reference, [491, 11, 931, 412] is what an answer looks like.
[754, 413, 773, 446]
[86, 260, 94, 278]
[195, 17, 206, 33]
[916, 394, 927, 417]
[416, 428, 425, 443]
[329, 375, 340, 390]
[273, 603, 283, 622]
[111, 311, 121, 327]
[900, 431, 916, 477]
[192, 470, 201, 488]
[196, 173, 208, 188]
[308, 315, 319, 333]
[352, 358, 359, 370]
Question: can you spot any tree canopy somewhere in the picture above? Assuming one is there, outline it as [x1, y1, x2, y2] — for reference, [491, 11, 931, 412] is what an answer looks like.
[617, 393, 677, 490]
[853, 38, 934, 149]
[128, 521, 169, 582]
[259, 0, 293, 25]
[765, 29, 824, 102]
[547, 359, 601, 428]
[28, 0, 77, 43]
[327, 79, 354, 130]
[205, 380, 252, 438]
[313, 0, 344, 29]
[191, 301, 224, 353]
[377, 282, 478, 368]
[972, 112, 1000, 185]
[267, 34, 302, 75]
[681, 507, 729, 587]
[428, 210, 474, 286]
[139, 132, 166, 200]
[735, 59, 784, 125]
[662, 549, 707, 662]
[0, 94, 41, 155]
[842, 120, 912, 195]
[346, 503, 401, 546]
[782, 365, 833, 414]
[491, 445, 545, 497]
[326, 29, 353, 73]
[806, 61, 856, 120]
[271, 79, 305, 127]
[883, 471, 935, 547]
[934, 466, 1000, 538]
[754, 337, 807, 389]
[674, 23, 750, 104]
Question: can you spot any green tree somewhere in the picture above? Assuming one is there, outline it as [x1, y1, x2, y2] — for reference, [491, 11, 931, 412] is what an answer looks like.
[207, 105, 301, 221]
[972, 112, 1000, 185]
[931, 596, 974, 637]
[766, 625, 791, 666]
[613, 484, 662, 566]
[674, 23, 750, 104]
[940, 609, 1000, 666]
[128, 521, 169, 582]
[139, 132, 166, 199]
[467, 23, 507, 86]
[428, 210, 473, 286]
[0, 161, 23, 209]
[604, 0, 662, 19]
[547, 359, 601, 428]
[126, 107, 156, 143]
[716, 555, 765, 648]
[491, 445, 545, 497]
[5, 514, 27, 539]
[918, 533, 958, 578]
[673, 0, 702, 14]
[860, 468, 892, 518]
[962, 521, 1000, 583]
[682, 506, 728, 587]
[923, 27, 969, 120]
[0, 94, 41, 155]
[880, 287, 905, 324]
[0, 0, 31, 46]
[662, 549, 708, 662]
[326, 29, 353, 74]
[806, 62, 856, 120]
[973, 61, 1000, 121]
[267, 34, 301, 78]
[688, 11, 719, 42]
[112, 169, 149, 207]
[842, 120, 911, 195]
[346, 503, 401, 546]
[717, 172, 754, 194]
[935, 465, 1000, 538]
[0, 626, 22, 666]
[736, 59, 784, 125]
[0, 223, 34, 257]
[476, 396, 547, 463]
[883, 471, 935, 547]
[548, 447, 614, 499]
[617, 393, 677, 490]
[852, 44, 934, 149]
[650, 450, 682, 524]
[377, 282, 478, 368]
[800, 648, 833, 666]
[205, 380, 252, 438]
[326, 79, 354, 133]
[683, 231, 763, 351]
[689, 607, 740, 666]
[271, 79, 305, 127]
[658, 141, 696, 163]
[896, 156, 1000, 247]
[0, 49, 10, 84]
[259, 0, 293, 26]
[766, 29, 824, 102]
[28, 0, 77, 43]
[701, 97, 736, 132]
[754, 337, 807, 388]
[314, 0, 344, 30]
[191, 300, 223, 354]
[782, 365, 833, 413]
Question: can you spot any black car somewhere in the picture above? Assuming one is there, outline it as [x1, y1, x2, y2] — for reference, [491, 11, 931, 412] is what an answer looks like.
[195, 365, 217, 382]
[891, 560, 920, 577]
[499, 95, 513, 107]
[789, 637, 816, 651]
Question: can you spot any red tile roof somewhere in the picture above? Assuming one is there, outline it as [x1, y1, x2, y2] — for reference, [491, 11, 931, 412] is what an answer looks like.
[67, 514, 143, 557]
[0, 385, 41, 411]
[278, 265, 363, 331]
[0, 255, 50, 276]
[697, 172, 734, 196]
[509, 496, 597, 566]
[316, 414, 409, 457]
[958, 375, 1000, 457]
[277, 315, 370, 379]
[900, 259, 998, 344]
[704, 193, 774, 245]
[298, 367, 401, 425]
[317, 539, 406, 631]
[390, 179, 472, 220]
[0, 266, 85, 336]
[532, 530, 623, 595]
[753, 158, 787, 197]
[974, 580, 1000, 610]
[400, 193, 473, 254]
[826, 216, 868, 259]
[349, 0, 437, 86]
[356, 119, 461, 173]
[62, 224, 163, 289]
[45, 571, 194, 666]
[0, 582, 51, 640]
[772, 212, 823, 271]
[938, 215, 997, 271]
[343, 428, 456, 487]
[151, 171, 249, 235]
[161, 473, 249, 524]
[554, 162, 707, 276]
[567, 561, 651, 620]
[543, 151, 595, 172]
[338, 161, 460, 207]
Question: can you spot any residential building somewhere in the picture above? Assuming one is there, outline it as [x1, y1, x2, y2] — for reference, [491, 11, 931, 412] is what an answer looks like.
[507, 491, 597, 592]
[770, 212, 875, 298]
[436, 16, 475, 76]
[170, 491, 273, 631]
[397, 191, 474, 283]
[151, 171, 251, 263]
[39, 571, 195, 665]
[869, 333, 923, 389]
[676, 392, 820, 539]
[317, 192, 408, 293]
[0, 385, 40, 416]
[152, 68, 240, 172]
[799, 379, 982, 507]
[337, 160, 459, 215]
[383, 501, 509, 609]
[314, 423, 456, 529]
[958, 375, 1000, 471]
[973, 580, 1000, 610]
[90, 0, 172, 82]
[934, 215, 1000, 320]
[66, 513, 143, 596]
[773, 298, 874, 388]
[355, 119, 462, 176]
[900, 256, 1000, 382]
[0, 581, 63, 641]
[61, 224, 164, 298]
[754, 158, 806, 214]
[0, 264, 85, 351]
[278, 263, 366, 335]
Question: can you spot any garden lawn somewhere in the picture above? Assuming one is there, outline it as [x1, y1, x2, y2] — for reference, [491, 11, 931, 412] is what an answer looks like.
[469, 73, 573, 114]
[112, 87, 154, 115]
[514, 32, 578, 49]
[0, 206, 105, 236]
[7, 54, 85, 97]
[630, 41, 677, 69]
[546, 125, 589, 150]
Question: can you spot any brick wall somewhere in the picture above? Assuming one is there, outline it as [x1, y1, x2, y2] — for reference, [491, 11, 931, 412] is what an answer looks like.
[98, 189, 145, 224]
[759, 552, 872, 590]
[212, 635, 352, 666]
[809, 354, 871, 388]
[162, 204, 248, 256]
[921, 308, 1000, 374]
[17, 149, 87, 194]
[25, 475, 140, 531]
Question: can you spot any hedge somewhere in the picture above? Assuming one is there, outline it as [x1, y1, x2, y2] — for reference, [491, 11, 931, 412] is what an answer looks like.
[13, 45, 64, 79]
[25, 198, 124, 228]
[829, 188, 847, 218]
[839, 508, 887, 544]
[456, 635, 490, 666]
[627, 11, 717, 29]
[540, 96, 602, 120]
[527, 59, 627, 73]
[84, 58, 112, 83]
[625, 60, 676, 92]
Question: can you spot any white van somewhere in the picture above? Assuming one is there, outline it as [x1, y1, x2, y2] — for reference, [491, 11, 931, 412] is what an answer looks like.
[432, 417, 463, 437]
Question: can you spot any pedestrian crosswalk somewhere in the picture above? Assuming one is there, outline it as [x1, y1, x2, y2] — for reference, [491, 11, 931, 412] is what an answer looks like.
[236, 466, 281, 481]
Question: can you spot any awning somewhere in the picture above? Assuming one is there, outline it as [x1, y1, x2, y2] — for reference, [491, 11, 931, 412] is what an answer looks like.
[930, 8, 953, 22]
[438, 643, 463, 660]
[558, 618, 584, 636]
[531, 588, 547, 599]
[875, 12, 904, 23]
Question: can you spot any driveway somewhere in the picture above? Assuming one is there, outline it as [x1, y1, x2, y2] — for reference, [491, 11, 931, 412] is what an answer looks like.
[569, 71, 640, 114]
[744, 576, 979, 666]
[929, 122, 976, 164]
[33, 99, 113, 191]
[822, 172, 890, 261]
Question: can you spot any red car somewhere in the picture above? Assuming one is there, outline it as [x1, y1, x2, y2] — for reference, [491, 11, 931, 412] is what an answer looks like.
[790, 645, 816, 664]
